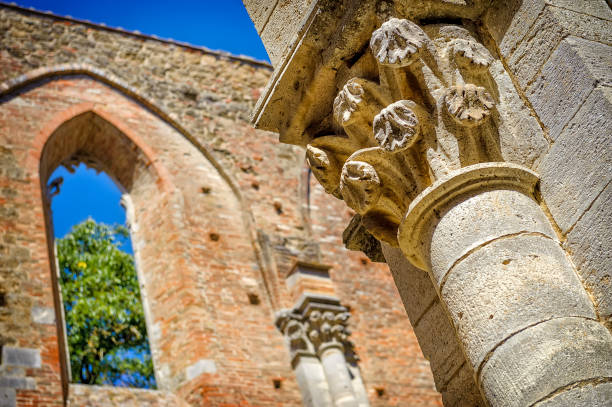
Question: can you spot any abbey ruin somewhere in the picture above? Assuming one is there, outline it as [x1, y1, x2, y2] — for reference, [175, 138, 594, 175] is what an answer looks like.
[0, 0, 611, 406]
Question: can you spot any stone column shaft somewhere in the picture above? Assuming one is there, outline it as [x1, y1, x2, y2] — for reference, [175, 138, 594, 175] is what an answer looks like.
[399, 163, 612, 406]
[319, 345, 358, 407]
[294, 353, 334, 407]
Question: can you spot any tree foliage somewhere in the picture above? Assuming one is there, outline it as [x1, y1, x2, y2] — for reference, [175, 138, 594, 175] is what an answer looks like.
[57, 219, 156, 388]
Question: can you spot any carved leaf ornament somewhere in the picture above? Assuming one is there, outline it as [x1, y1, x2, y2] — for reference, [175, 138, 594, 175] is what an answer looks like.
[306, 18, 500, 248]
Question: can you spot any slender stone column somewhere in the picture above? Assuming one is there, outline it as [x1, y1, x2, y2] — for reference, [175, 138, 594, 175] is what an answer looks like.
[318, 344, 358, 407]
[276, 311, 334, 407]
[399, 163, 612, 406]
[293, 352, 334, 407]
[277, 295, 369, 407]
[302, 301, 359, 407]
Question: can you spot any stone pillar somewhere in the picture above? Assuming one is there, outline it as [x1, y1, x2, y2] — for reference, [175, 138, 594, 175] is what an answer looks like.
[399, 162, 612, 406]
[276, 311, 333, 407]
[276, 295, 369, 407]
[294, 352, 334, 407]
[246, 2, 612, 405]
[318, 344, 357, 407]
[346, 363, 369, 407]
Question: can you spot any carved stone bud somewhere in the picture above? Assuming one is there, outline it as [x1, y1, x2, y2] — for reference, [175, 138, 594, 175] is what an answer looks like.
[445, 84, 495, 126]
[306, 144, 341, 196]
[370, 18, 428, 67]
[340, 161, 382, 214]
[451, 38, 493, 70]
[333, 78, 367, 125]
[373, 100, 421, 152]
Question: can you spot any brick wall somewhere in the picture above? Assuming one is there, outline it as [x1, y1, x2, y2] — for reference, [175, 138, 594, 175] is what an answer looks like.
[0, 4, 441, 406]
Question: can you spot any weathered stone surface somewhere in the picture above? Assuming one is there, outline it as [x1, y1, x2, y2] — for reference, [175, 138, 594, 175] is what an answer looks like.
[1, 347, 41, 369]
[546, 0, 612, 20]
[0, 387, 16, 407]
[413, 301, 465, 392]
[185, 359, 217, 381]
[428, 189, 555, 284]
[534, 381, 612, 407]
[381, 244, 437, 325]
[527, 37, 612, 141]
[259, 0, 316, 66]
[68, 384, 190, 407]
[565, 183, 612, 326]
[479, 317, 612, 407]
[539, 85, 612, 233]
[489, 59, 549, 168]
[485, 0, 611, 59]
[508, 6, 612, 89]
[30, 306, 55, 325]
[242, 0, 279, 33]
[440, 363, 484, 407]
[319, 347, 358, 407]
[484, 0, 546, 58]
[442, 234, 596, 370]
[294, 355, 333, 407]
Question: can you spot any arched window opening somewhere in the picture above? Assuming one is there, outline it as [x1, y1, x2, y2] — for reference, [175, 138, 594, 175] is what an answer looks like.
[41, 111, 159, 389]
[48, 163, 156, 389]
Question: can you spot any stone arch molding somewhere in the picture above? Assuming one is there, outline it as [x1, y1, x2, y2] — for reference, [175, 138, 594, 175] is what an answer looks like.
[1, 63, 279, 310]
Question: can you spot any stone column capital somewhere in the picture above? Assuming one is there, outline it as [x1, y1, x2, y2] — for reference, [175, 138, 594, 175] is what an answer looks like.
[276, 295, 355, 364]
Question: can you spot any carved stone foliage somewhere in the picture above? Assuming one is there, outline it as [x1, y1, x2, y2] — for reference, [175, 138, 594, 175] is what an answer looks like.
[276, 310, 313, 358]
[306, 18, 503, 249]
[275, 298, 354, 361]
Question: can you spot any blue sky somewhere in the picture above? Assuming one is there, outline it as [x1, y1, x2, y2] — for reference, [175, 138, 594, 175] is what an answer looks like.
[49, 165, 133, 254]
[12, 0, 269, 61]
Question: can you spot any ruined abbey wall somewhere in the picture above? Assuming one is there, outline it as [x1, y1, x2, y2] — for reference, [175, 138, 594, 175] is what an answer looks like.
[0, 4, 442, 406]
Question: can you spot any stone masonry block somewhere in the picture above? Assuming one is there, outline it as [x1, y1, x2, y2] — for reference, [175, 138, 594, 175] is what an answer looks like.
[546, 0, 612, 20]
[484, 0, 611, 58]
[259, 0, 316, 66]
[429, 189, 555, 285]
[527, 37, 612, 141]
[0, 376, 35, 390]
[185, 359, 217, 381]
[539, 85, 612, 232]
[565, 183, 612, 324]
[414, 301, 465, 392]
[534, 381, 612, 407]
[509, 6, 612, 89]
[442, 234, 596, 370]
[1, 347, 41, 369]
[484, 0, 546, 58]
[30, 306, 55, 325]
[0, 387, 16, 407]
[242, 0, 279, 34]
[381, 244, 437, 324]
[490, 60, 549, 168]
[441, 363, 485, 407]
[479, 317, 612, 407]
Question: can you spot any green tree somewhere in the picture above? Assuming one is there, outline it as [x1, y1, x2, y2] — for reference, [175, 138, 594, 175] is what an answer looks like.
[57, 219, 156, 388]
